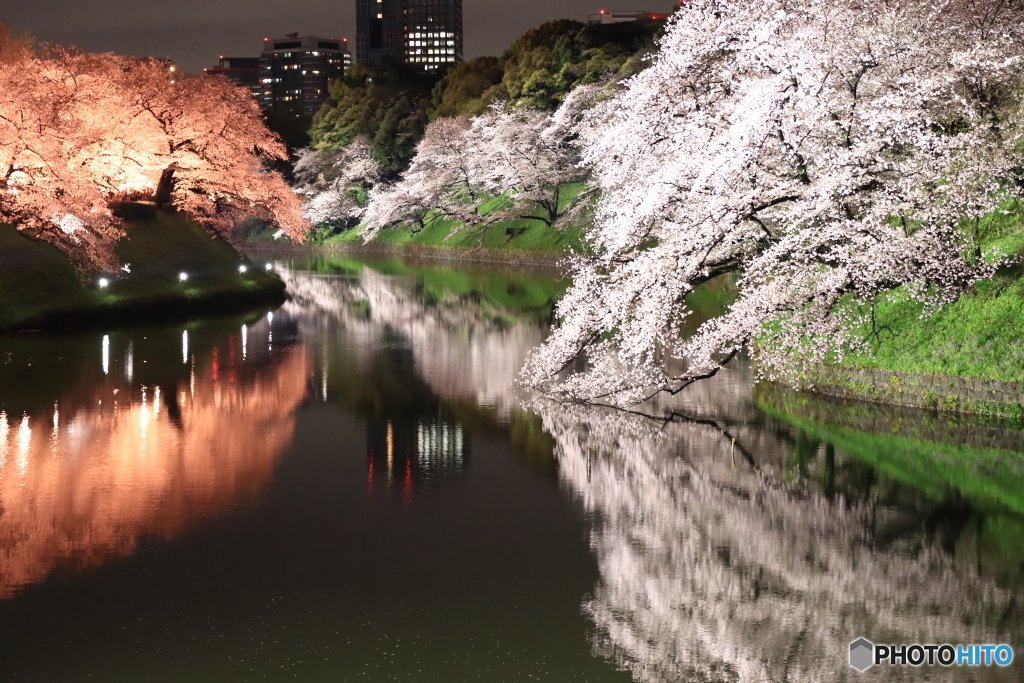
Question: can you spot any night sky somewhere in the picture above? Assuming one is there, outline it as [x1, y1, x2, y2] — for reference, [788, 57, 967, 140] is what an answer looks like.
[3, 1, 674, 73]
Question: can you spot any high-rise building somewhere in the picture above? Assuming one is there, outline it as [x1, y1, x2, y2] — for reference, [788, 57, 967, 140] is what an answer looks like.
[204, 57, 262, 101]
[258, 34, 352, 115]
[356, 0, 463, 72]
[586, 10, 670, 25]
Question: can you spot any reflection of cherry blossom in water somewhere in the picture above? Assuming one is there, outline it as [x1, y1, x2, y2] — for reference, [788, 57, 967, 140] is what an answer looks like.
[0, 345, 310, 599]
[279, 265, 545, 417]
[531, 366, 1022, 683]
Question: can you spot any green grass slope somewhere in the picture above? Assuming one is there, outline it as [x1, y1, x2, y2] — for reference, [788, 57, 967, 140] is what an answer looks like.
[323, 184, 590, 256]
[0, 206, 284, 330]
[824, 202, 1024, 384]
[840, 278, 1024, 383]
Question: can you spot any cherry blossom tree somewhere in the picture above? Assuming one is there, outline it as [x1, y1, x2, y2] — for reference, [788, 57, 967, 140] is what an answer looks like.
[359, 117, 479, 239]
[295, 137, 381, 232]
[465, 94, 597, 228]
[521, 0, 1024, 405]
[359, 89, 601, 240]
[0, 44, 306, 272]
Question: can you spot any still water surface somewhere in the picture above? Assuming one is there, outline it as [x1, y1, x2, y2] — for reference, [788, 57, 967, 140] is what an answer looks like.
[0, 254, 1021, 682]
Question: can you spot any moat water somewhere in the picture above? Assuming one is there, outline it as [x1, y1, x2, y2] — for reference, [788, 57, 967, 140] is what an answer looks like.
[0, 254, 1021, 682]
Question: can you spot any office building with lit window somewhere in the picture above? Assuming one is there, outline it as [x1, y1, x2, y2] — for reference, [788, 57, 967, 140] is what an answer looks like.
[356, 0, 463, 72]
[204, 57, 262, 101]
[258, 34, 352, 115]
[586, 10, 670, 24]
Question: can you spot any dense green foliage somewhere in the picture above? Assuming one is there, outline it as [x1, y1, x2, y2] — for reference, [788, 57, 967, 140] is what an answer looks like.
[428, 19, 662, 119]
[308, 64, 437, 176]
[428, 57, 505, 119]
[496, 19, 660, 110]
[0, 208, 282, 330]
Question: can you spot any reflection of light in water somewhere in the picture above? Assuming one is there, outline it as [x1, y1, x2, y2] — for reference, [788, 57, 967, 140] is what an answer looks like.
[386, 421, 394, 481]
[125, 341, 134, 383]
[321, 351, 328, 401]
[101, 335, 109, 375]
[139, 386, 148, 453]
[182, 331, 188, 364]
[532, 396, 1024, 683]
[0, 345, 311, 599]
[242, 325, 247, 361]
[16, 416, 30, 477]
[276, 266, 545, 419]
[267, 313, 273, 352]
[50, 405, 59, 455]
[416, 420, 464, 473]
[0, 412, 8, 470]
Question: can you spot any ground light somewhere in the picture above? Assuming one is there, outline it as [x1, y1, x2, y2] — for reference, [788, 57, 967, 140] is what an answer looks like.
[98, 278, 109, 288]
[239, 265, 248, 273]
[178, 272, 188, 282]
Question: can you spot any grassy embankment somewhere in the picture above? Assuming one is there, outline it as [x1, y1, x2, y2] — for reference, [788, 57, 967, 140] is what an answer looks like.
[0, 205, 284, 331]
[791, 202, 1024, 414]
[837, 203, 1024, 382]
[318, 184, 591, 257]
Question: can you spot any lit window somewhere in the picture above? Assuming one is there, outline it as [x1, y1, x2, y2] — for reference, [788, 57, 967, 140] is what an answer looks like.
[377, 13, 382, 18]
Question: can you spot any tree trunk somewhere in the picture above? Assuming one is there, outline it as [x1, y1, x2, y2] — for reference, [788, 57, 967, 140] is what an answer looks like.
[153, 165, 176, 207]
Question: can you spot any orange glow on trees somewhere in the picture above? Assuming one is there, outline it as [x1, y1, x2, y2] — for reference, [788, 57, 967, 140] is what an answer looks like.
[0, 32, 307, 272]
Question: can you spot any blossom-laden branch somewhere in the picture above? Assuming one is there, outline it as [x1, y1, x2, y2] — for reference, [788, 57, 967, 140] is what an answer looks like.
[0, 43, 307, 272]
[520, 0, 1024, 405]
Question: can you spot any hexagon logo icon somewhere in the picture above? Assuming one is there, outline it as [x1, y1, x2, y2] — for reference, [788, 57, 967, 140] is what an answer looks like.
[849, 638, 874, 671]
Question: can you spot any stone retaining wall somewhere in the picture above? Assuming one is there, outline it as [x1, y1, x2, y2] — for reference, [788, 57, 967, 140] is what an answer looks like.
[756, 383, 1024, 453]
[801, 365, 1024, 418]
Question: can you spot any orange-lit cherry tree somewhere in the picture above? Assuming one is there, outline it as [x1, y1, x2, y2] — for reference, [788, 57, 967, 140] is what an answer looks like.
[0, 37, 306, 272]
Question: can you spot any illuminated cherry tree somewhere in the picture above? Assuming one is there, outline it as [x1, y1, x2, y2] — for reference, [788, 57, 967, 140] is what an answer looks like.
[463, 93, 597, 228]
[360, 117, 478, 239]
[360, 90, 599, 240]
[521, 0, 1024, 404]
[0, 44, 306, 271]
[295, 137, 381, 230]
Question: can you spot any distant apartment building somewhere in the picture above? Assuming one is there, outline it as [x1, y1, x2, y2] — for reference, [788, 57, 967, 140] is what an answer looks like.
[586, 10, 670, 24]
[258, 34, 352, 115]
[356, 0, 463, 72]
[203, 57, 262, 100]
